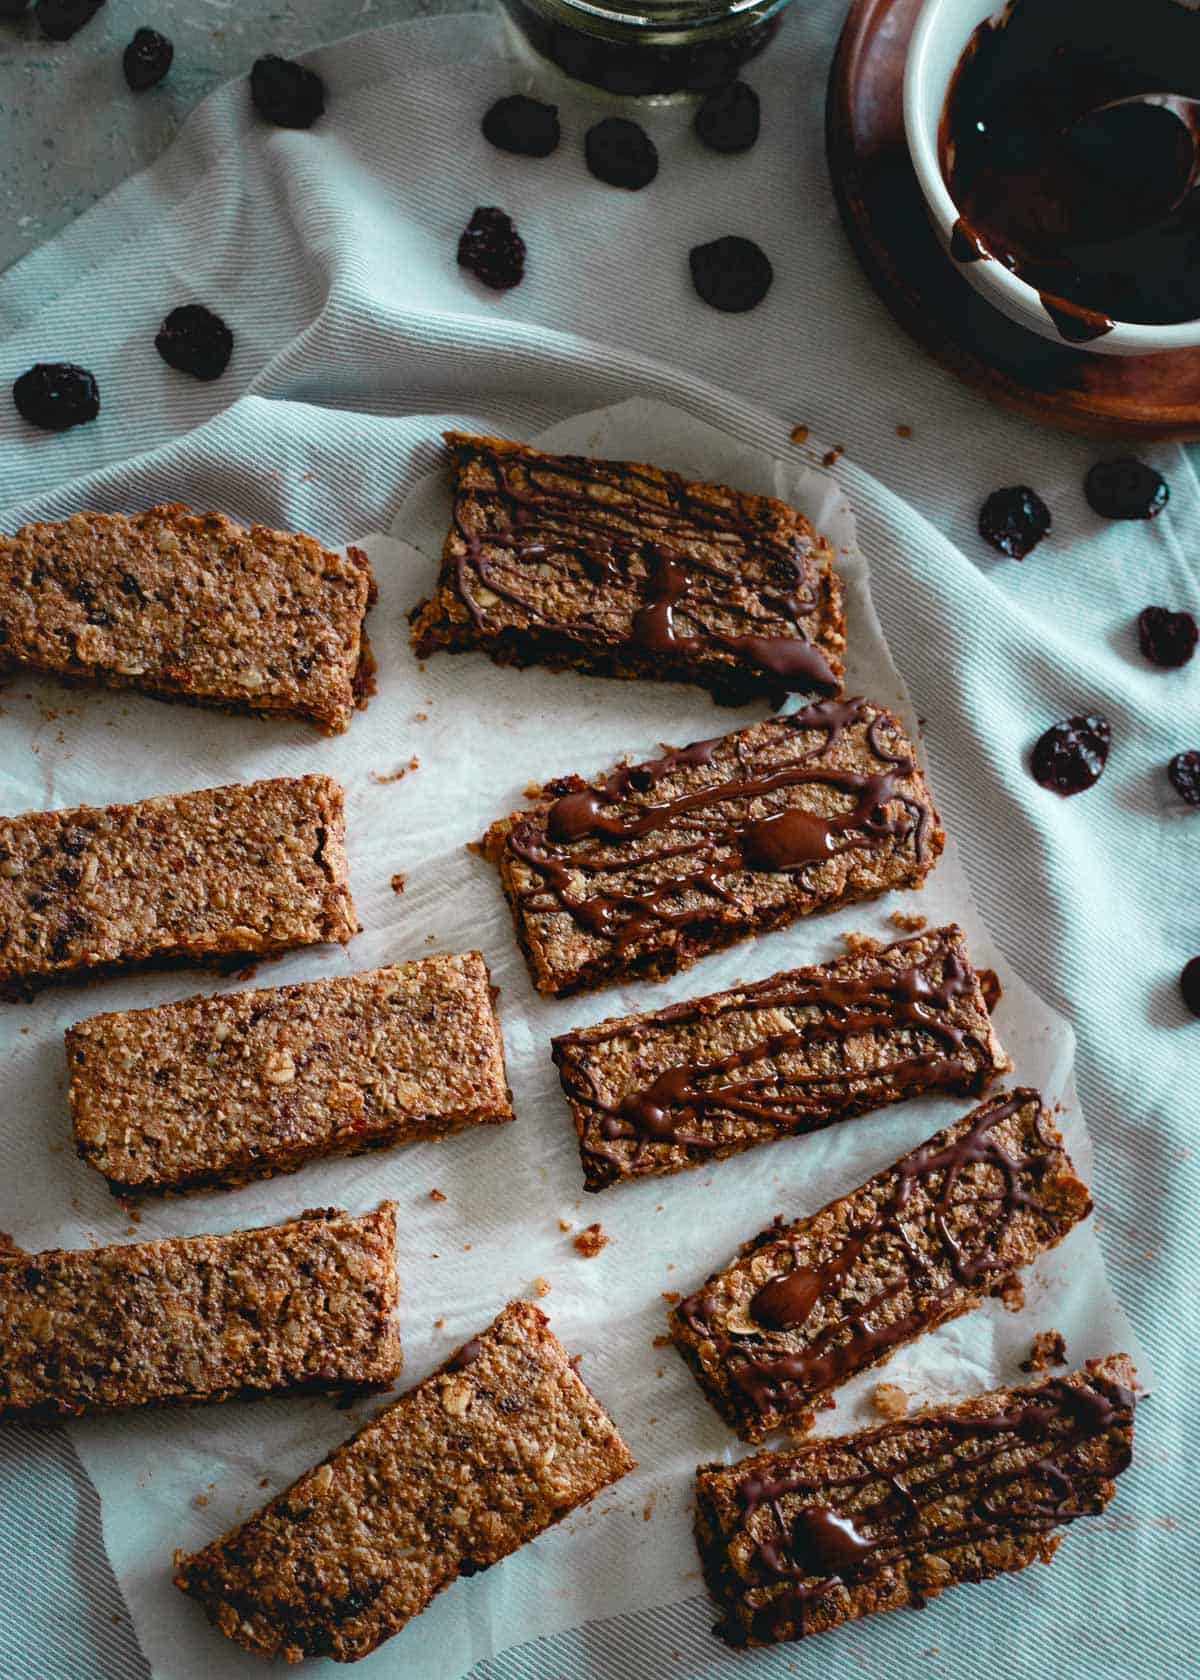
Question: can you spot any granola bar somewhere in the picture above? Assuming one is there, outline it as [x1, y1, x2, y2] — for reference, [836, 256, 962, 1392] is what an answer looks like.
[68, 952, 512, 1196]
[694, 1354, 1136, 1645]
[482, 697, 943, 997]
[409, 433, 846, 706]
[0, 1204, 400, 1421]
[671, 1090, 1091, 1441]
[0, 505, 376, 733]
[553, 925, 1009, 1190]
[0, 774, 357, 990]
[174, 1300, 635, 1663]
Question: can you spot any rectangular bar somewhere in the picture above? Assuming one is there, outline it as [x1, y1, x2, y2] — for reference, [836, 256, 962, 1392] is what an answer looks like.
[482, 697, 944, 997]
[553, 925, 1009, 1191]
[68, 951, 513, 1196]
[174, 1300, 636, 1664]
[410, 433, 846, 706]
[0, 504, 376, 733]
[694, 1355, 1136, 1646]
[671, 1089, 1091, 1441]
[0, 1204, 401, 1421]
[0, 774, 358, 990]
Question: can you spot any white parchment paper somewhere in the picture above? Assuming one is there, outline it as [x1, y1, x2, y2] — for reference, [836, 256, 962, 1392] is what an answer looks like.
[0, 400, 1145, 1680]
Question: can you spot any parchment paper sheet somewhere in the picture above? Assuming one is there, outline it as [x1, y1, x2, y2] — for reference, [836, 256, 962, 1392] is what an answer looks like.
[0, 400, 1145, 1680]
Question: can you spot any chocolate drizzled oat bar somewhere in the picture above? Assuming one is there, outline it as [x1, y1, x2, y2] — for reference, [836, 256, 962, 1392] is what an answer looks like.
[0, 1204, 400, 1421]
[174, 1300, 635, 1663]
[68, 952, 512, 1196]
[671, 1090, 1091, 1441]
[552, 924, 1009, 1190]
[410, 433, 846, 705]
[0, 505, 376, 733]
[694, 1354, 1136, 1645]
[0, 774, 357, 990]
[482, 697, 944, 997]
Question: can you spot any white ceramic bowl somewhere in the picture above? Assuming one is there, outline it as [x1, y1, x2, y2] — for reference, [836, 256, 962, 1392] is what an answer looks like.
[903, 0, 1200, 356]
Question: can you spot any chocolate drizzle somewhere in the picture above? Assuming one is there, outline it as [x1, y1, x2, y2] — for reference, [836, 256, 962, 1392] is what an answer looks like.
[557, 930, 998, 1182]
[511, 698, 933, 971]
[716, 1360, 1135, 1642]
[678, 1092, 1089, 1426]
[449, 440, 839, 695]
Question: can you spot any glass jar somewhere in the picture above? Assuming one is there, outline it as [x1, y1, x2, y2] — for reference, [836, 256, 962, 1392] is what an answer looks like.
[500, 0, 794, 98]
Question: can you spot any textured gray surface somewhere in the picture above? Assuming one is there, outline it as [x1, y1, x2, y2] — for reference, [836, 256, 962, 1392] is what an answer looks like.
[0, 0, 484, 274]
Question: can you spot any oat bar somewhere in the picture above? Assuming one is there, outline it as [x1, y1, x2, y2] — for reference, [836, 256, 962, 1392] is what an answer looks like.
[68, 952, 512, 1196]
[0, 505, 376, 733]
[671, 1090, 1091, 1441]
[553, 925, 1009, 1190]
[694, 1354, 1136, 1645]
[0, 774, 357, 990]
[174, 1300, 635, 1663]
[0, 1204, 400, 1421]
[482, 697, 944, 997]
[410, 433, 846, 706]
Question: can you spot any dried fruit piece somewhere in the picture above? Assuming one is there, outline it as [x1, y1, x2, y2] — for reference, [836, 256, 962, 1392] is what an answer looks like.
[694, 81, 760, 154]
[1181, 956, 1200, 1018]
[35, 0, 103, 41]
[482, 94, 560, 158]
[12, 363, 100, 432]
[1030, 714, 1111, 796]
[1137, 606, 1197, 670]
[689, 235, 773, 312]
[123, 28, 173, 91]
[1084, 457, 1169, 520]
[978, 485, 1051, 559]
[155, 305, 234, 381]
[250, 54, 325, 129]
[1168, 750, 1200, 808]
[457, 207, 526, 291]
[584, 118, 658, 190]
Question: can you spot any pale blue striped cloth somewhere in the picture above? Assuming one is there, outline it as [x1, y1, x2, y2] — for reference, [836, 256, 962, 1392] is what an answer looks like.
[0, 9, 1194, 1677]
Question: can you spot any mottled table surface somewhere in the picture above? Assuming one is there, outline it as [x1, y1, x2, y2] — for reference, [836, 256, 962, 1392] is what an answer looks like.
[0, 0, 484, 275]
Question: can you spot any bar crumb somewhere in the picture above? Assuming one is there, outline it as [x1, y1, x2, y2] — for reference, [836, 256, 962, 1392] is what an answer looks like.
[889, 910, 927, 932]
[789, 424, 810, 445]
[1021, 1329, 1067, 1372]
[873, 1382, 909, 1419]
[532, 1276, 551, 1298]
[429, 1188, 446, 1203]
[573, 1223, 609, 1259]
[390, 873, 406, 895]
[999, 1272, 1026, 1312]
[979, 967, 1003, 1013]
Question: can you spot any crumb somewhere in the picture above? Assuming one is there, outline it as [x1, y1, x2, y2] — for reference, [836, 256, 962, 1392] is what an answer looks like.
[235, 963, 259, 982]
[19, 1027, 28, 1035]
[789, 423, 809, 445]
[655, 1203, 663, 1212]
[462, 1243, 472, 1252]
[192, 1493, 209, 1509]
[116, 1199, 142, 1226]
[998, 1273, 1025, 1312]
[573, 1223, 609, 1258]
[873, 1382, 909, 1419]
[661, 1290, 680, 1304]
[896, 424, 913, 439]
[428, 1188, 446, 1202]
[822, 445, 844, 468]
[408, 755, 420, 771]
[370, 766, 408, 785]
[643, 1494, 656, 1521]
[558, 1218, 572, 1232]
[433, 1318, 444, 1329]
[259, 1477, 270, 1488]
[889, 910, 927, 932]
[415, 711, 428, 722]
[125, 1225, 136, 1236]
[652, 1334, 673, 1348]
[390, 872, 406, 895]
[656, 1367, 664, 1378]
[1021, 1329, 1067, 1372]
[532, 1276, 551, 1298]
[842, 930, 882, 955]
[979, 967, 1002, 1013]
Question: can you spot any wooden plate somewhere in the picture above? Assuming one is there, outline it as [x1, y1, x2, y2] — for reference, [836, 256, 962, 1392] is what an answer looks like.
[825, 0, 1200, 439]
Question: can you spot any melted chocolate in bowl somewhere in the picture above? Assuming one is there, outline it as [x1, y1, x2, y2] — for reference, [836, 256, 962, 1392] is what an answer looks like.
[939, 0, 1200, 339]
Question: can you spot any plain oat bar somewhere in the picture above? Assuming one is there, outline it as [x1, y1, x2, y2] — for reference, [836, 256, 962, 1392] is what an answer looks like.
[0, 774, 357, 990]
[69, 951, 513, 1196]
[410, 433, 846, 706]
[482, 696, 944, 997]
[174, 1299, 636, 1663]
[694, 1355, 1136, 1645]
[553, 925, 1009, 1190]
[0, 1204, 400, 1421]
[671, 1090, 1092, 1441]
[0, 505, 376, 733]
